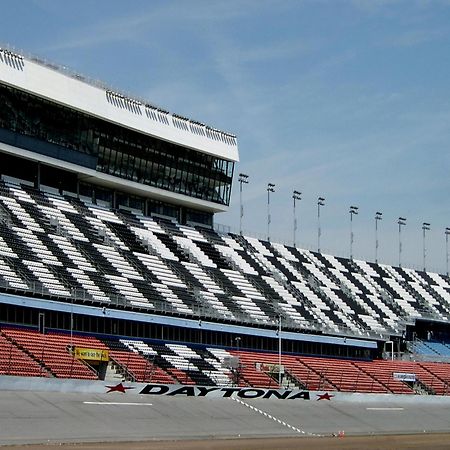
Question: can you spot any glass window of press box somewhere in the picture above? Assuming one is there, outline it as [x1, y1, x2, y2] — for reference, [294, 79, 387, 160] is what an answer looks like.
[0, 83, 234, 206]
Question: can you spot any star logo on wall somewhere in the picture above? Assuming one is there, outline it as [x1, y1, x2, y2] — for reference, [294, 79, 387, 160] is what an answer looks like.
[316, 392, 334, 401]
[105, 382, 135, 393]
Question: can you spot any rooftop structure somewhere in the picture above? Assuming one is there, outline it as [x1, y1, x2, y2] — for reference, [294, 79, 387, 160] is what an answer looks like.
[0, 47, 238, 225]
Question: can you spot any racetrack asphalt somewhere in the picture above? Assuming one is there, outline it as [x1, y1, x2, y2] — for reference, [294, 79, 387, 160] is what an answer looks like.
[1, 390, 450, 447]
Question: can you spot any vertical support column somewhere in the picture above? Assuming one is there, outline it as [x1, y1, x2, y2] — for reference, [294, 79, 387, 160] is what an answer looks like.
[38, 312, 45, 334]
[35, 162, 41, 190]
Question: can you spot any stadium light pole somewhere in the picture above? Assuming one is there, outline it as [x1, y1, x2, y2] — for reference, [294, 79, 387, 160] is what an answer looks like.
[267, 183, 275, 241]
[292, 190, 302, 248]
[398, 217, 406, 268]
[317, 197, 325, 252]
[238, 173, 249, 235]
[422, 222, 430, 272]
[445, 228, 450, 277]
[349, 206, 358, 260]
[375, 212, 382, 264]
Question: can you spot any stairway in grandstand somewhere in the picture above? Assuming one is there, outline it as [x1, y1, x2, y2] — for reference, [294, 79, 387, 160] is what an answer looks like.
[1, 178, 450, 338]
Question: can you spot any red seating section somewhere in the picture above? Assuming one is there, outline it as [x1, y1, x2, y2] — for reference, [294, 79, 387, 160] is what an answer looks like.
[358, 360, 448, 395]
[230, 350, 342, 390]
[230, 350, 450, 395]
[229, 351, 281, 387]
[108, 349, 175, 384]
[1, 326, 450, 396]
[353, 360, 413, 394]
[0, 333, 48, 377]
[165, 367, 195, 385]
[298, 356, 388, 393]
[2, 328, 101, 379]
[419, 362, 450, 395]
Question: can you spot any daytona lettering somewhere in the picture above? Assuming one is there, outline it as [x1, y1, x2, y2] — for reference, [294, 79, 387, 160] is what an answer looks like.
[138, 384, 310, 400]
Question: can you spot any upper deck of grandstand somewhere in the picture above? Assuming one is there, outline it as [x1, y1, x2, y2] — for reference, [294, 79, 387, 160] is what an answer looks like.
[0, 46, 237, 217]
[0, 46, 238, 159]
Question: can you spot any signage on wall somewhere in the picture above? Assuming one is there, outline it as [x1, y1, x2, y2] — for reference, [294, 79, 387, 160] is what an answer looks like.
[393, 372, 416, 382]
[74, 347, 109, 361]
[137, 384, 312, 400]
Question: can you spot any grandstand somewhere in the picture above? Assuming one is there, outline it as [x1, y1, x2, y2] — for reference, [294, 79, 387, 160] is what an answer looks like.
[1, 46, 450, 398]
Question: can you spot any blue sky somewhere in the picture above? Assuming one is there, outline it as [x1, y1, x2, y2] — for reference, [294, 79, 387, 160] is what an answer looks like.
[2, 0, 450, 272]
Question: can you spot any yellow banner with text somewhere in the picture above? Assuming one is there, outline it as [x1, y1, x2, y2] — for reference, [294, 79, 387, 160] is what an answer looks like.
[74, 347, 109, 362]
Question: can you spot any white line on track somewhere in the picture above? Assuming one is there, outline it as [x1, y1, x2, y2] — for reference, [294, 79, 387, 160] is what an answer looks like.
[83, 401, 153, 406]
[366, 407, 404, 411]
[230, 397, 321, 437]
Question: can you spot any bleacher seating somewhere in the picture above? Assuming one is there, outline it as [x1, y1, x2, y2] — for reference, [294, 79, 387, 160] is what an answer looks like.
[1, 326, 450, 395]
[0, 332, 47, 377]
[1, 327, 100, 379]
[410, 340, 440, 356]
[226, 349, 450, 395]
[353, 360, 414, 394]
[296, 356, 387, 393]
[101, 339, 175, 384]
[414, 340, 450, 358]
[1, 179, 450, 339]
[3, 180, 450, 396]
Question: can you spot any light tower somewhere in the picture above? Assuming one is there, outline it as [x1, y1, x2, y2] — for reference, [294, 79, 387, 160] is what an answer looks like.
[267, 183, 275, 241]
[292, 190, 301, 247]
[317, 197, 325, 252]
[349, 205, 358, 259]
[422, 222, 430, 272]
[398, 217, 407, 267]
[375, 212, 382, 263]
[238, 173, 249, 235]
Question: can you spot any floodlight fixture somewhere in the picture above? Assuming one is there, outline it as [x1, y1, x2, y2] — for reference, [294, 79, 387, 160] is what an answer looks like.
[375, 212, 382, 263]
[317, 197, 325, 252]
[267, 183, 275, 241]
[292, 190, 302, 247]
[398, 217, 407, 267]
[422, 222, 431, 271]
[349, 205, 359, 259]
[238, 173, 249, 235]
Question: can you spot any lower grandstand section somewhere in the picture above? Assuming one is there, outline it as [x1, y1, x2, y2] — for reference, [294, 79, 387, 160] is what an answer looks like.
[1, 325, 450, 396]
